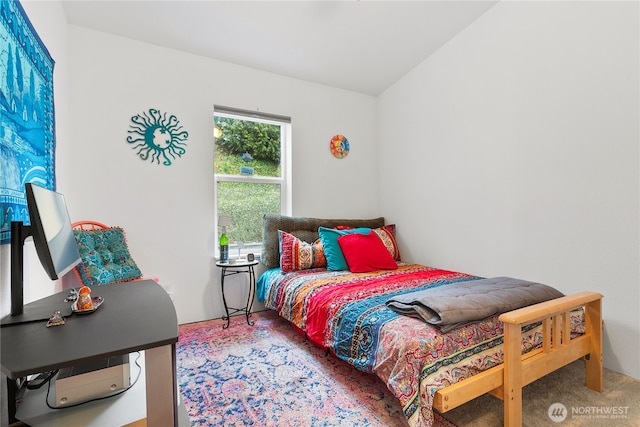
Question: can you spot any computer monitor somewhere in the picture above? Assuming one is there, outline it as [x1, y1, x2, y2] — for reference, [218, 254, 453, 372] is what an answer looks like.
[8, 183, 82, 319]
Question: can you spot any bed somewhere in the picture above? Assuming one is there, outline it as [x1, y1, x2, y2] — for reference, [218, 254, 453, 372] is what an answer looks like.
[257, 215, 603, 427]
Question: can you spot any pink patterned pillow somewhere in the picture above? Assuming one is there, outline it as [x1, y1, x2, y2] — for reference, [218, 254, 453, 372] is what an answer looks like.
[372, 224, 401, 261]
[278, 230, 327, 273]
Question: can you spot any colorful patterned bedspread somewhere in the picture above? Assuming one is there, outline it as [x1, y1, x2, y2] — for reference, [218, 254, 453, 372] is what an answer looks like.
[257, 264, 582, 427]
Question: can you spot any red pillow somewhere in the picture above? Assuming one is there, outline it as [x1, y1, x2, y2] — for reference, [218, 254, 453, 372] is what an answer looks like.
[337, 231, 398, 273]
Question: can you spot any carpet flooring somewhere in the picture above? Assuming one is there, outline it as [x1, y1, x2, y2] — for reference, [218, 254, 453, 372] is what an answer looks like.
[444, 356, 640, 426]
[177, 311, 640, 427]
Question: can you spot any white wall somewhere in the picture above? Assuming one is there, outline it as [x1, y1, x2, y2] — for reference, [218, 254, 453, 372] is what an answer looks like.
[63, 26, 378, 325]
[1, 3, 379, 325]
[378, 1, 639, 379]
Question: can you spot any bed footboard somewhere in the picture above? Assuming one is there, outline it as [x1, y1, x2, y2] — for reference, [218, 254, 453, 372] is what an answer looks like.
[433, 291, 603, 427]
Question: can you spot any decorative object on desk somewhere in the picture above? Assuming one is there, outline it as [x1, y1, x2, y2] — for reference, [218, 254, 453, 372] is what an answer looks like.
[218, 215, 230, 263]
[247, 253, 255, 262]
[76, 286, 93, 310]
[330, 134, 349, 159]
[46, 311, 66, 327]
[72, 296, 104, 314]
[65, 288, 78, 302]
[127, 108, 189, 166]
[0, 0, 56, 244]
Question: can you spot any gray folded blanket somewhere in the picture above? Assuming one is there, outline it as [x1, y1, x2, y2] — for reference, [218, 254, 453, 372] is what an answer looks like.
[385, 277, 564, 333]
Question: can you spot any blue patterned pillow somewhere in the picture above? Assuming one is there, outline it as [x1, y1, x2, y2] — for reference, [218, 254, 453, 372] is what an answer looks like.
[73, 227, 142, 286]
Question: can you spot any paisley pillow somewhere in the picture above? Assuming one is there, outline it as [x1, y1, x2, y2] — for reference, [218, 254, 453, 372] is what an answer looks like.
[372, 224, 401, 261]
[278, 230, 327, 273]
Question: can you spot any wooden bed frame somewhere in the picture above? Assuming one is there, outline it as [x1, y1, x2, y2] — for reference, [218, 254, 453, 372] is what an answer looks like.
[433, 291, 603, 426]
[261, 215, 603, 427]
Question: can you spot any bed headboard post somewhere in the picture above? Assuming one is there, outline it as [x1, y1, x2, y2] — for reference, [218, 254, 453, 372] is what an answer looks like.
[261, 215, 385, 268]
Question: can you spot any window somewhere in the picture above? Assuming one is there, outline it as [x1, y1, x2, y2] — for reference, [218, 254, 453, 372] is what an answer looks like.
[214, 105, 291, 259]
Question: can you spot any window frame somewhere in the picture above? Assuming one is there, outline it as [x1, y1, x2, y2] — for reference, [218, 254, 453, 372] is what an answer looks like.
[213, 105, 292, 259]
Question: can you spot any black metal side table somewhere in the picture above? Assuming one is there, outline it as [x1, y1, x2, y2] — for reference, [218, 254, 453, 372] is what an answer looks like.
[216, 259, 259, 329]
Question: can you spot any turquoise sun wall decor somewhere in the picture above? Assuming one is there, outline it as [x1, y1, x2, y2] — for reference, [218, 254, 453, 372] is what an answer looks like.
[127, 108, 189, 166]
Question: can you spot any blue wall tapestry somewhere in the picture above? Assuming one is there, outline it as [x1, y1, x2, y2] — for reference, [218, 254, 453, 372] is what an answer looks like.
[127, 108, 189, 166]
[0, 0, 55, 244]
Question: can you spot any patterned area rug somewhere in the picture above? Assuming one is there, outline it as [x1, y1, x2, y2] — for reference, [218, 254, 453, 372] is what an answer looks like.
[177, 310, 456, 427]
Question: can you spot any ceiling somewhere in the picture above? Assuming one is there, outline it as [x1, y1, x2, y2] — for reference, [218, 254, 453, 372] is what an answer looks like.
[62, 1, 498, 96]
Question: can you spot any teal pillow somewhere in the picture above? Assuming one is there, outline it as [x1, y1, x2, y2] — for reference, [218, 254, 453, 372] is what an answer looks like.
[318, 226, 371, 271]
[73, 227, 142, 286]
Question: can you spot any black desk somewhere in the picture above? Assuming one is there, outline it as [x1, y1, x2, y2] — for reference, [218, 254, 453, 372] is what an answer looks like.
[1, 280, 178, 426]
